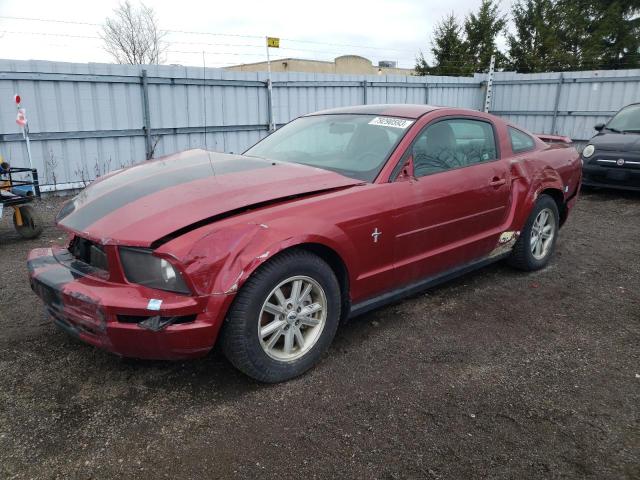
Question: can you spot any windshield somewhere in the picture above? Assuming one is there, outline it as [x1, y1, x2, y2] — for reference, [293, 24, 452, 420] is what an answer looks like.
[244, 114, 412, 181]
[607, 104, 640, 133]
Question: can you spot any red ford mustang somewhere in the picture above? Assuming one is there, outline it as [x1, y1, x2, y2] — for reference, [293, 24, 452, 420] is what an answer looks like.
[28, 105, 582, 382]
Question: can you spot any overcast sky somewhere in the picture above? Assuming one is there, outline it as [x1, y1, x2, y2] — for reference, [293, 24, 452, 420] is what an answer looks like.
[0, 0, 513, 69]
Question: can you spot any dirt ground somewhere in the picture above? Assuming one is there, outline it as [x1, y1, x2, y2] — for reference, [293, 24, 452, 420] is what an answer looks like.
[0, 190, 638, 480]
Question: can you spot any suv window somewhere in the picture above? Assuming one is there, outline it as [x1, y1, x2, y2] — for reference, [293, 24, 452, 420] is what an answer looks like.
[410, 118, 497, 177]
[509, 127, 535, 153]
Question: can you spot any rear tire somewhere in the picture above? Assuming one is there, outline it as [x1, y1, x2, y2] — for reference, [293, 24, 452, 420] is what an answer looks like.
[221, 249, 341, 383]
[13, 205, 43, 239]
[508, 194, 559, 271]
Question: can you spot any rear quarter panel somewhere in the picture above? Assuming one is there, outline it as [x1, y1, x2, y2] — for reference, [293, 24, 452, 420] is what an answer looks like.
[508, 141, 581, 231]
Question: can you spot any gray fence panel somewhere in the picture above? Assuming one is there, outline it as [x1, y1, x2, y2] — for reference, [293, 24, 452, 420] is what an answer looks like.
[273, 72, 365, 121]
[0, 60, 148, 186]
[491, 69, 640, 140]
[556, 70, 640, 141]
[1, 59, 639, 190]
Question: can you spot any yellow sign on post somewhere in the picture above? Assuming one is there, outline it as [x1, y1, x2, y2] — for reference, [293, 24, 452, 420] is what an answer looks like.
[265, 36, 279, 131]
[267, 37, 280, 48]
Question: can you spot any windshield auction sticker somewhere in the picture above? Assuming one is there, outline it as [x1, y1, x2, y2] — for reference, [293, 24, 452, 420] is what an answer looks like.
[369, 117, 414, 129]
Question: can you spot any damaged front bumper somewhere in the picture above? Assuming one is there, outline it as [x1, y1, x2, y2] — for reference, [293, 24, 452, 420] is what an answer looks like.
[28, 247, 231, 360]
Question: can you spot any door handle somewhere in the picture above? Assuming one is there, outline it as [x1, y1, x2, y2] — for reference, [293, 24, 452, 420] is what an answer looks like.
[489, 177, 506, 187]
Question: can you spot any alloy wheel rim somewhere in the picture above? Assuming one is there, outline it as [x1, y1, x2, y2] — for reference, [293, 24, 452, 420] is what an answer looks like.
[258, 275, 327, 361]
[530, 208, 555, 260]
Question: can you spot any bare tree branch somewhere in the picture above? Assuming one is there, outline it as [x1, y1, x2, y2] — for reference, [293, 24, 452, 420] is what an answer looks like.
[101, 1, 167, 65]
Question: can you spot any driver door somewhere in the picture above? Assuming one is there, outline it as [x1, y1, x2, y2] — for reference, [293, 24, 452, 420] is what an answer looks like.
[392, 117, 511, 285]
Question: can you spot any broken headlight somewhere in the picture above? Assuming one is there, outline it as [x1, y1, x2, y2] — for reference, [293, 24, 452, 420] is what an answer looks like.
[119, 247, 190, 294]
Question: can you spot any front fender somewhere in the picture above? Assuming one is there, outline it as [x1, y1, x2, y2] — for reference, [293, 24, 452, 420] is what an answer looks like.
[159, 216, 357, 296]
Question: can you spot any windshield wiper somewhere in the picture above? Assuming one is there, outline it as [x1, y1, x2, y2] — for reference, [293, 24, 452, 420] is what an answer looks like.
[621, 129, 640, 133]
[604, 126, 623, 133]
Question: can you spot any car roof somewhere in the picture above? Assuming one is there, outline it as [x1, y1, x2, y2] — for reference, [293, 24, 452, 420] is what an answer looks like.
[305, 104, 443, 119]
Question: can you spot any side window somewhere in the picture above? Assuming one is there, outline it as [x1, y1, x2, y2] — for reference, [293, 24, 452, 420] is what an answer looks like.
[509, 127, 535, 153]
[410, 118, 497, 178]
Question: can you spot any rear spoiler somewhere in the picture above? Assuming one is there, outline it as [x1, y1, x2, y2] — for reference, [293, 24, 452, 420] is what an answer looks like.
[536, 134, 573, 145]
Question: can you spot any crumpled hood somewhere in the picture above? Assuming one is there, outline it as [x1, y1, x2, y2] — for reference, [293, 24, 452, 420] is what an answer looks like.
[57, 149, 362, 247]
[590, 132, 640, 151]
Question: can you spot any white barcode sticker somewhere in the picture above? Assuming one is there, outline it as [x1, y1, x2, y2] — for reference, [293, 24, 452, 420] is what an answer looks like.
[147, 299, 162, 311]
[368, 117, 414, 129]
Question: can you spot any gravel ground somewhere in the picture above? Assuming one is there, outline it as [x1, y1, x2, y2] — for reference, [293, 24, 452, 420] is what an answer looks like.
[0, 190, 638, 480]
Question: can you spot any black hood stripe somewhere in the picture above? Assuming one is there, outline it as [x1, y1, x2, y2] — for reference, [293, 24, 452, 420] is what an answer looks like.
[59, 153, 273, 233]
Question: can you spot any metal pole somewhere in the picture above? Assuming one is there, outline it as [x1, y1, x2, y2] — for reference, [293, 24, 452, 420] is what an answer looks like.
[425, 83, 429, 105]
[141, 69, 153, 159]
[551, 73, 564, 134]
[31, 168, 40, 198]
[15, 101, 33, 169]
[23, 124, 33, 170]
[362, 80, 368, 105]
[202, 51, 208, 149]
[483, 55, 496, 113]
[266, 38, 275, 132]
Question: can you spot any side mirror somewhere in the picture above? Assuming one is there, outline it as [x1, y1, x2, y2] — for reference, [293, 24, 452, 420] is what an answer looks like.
[397, 155, 415, 181]
[594, 123, 605, 132]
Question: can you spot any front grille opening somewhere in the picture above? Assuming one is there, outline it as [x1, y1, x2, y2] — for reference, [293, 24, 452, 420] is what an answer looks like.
[69, 236, 109, 272]
[116, 314, 197, 325]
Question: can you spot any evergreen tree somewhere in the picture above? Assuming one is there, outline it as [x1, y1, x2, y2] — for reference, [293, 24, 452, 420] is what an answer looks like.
[509, 0, 640, 71]
[506, 0, 572, 72]
[415, 51, 431, 75]
[565, 0, 640, 69]
[415, 14, 471, 76]
[550, 0, 586, 69]
[418, 0, 640, 75]
[464, 0, 507, 72]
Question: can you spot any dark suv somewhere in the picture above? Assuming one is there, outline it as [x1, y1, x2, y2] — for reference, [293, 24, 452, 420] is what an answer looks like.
[582, 103, 640, 191]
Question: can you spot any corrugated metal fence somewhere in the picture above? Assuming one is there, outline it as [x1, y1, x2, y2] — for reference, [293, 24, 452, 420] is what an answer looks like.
[490, 70, 640, 145]
[1, 59, 639, 190]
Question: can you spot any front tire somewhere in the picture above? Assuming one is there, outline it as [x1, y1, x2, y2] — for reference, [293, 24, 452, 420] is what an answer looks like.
[221, 249, 341, 383]
[508, 194, 559, 271]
